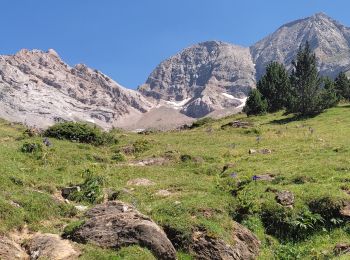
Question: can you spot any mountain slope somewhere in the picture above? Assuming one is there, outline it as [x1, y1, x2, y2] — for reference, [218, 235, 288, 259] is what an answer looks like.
[0, 49, 153, 129]
[251, 13, 350, 79]
[139, 41, 256, 118]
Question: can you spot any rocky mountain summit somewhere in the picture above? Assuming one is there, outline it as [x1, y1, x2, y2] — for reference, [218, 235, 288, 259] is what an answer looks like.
[139, 41, 255, 118]
[251, 12, 350, 79]
[0, 49, 153, 129]
[0, 13, 349, 129]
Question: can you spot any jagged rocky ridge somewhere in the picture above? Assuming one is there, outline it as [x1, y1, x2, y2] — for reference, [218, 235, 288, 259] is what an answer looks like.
[0, 49, 153, 129]
[0, 13, 350, 129]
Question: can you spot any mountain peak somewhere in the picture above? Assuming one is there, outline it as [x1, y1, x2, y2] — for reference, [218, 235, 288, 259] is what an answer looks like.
[312, 12, 330, 19]
[251, 12, 350, 79]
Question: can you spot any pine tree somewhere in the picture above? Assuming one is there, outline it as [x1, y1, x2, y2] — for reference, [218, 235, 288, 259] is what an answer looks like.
[334, 72, 350, 101]
[320, 77, 339, 109]
[257, 61, 290, 112]
[286, 42, 326, 116]
[243, 89, 268, 116]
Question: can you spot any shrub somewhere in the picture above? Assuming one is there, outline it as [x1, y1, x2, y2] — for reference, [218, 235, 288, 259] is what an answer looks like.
[69, 170, 105, 204]
[308, 196, 343, 224]
[132, 139, 151, 154]
[44, 122, 117, 145]
[21, 142, 43, 154]
[9, 176, 24, 186]
[111, 152, 126, 162]
[260, 202, 325, 240]
[190, 117, 214, 129]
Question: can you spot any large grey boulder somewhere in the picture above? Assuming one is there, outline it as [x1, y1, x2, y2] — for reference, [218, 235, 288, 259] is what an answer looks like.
[69, 201, 177, 260]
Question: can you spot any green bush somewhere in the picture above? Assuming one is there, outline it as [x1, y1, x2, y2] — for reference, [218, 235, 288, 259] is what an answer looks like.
[308, 196, 344, 224]
[44, 122, 117, 145]
[111, 152, 126, 162]
[21, 142, 43, 154]
[132, 139, 151, 154]
[190, 117, 214, 129]
[260, 202, 324, 241]
[69, 170, 105, 204]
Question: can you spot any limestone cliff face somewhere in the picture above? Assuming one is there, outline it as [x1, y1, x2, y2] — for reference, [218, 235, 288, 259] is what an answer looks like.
[0, 49, 153, 128]
[139, 41, 255, 117]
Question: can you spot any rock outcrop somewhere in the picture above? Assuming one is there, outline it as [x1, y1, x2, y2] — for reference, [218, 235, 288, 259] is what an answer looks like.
[0, 236, 29, 260]
[189, 223, 260, 260]
[69, 201, 177, 260]
[139, 41, 255, 118]
[275, 191, 295, 206]
[25, 233, 80, 260]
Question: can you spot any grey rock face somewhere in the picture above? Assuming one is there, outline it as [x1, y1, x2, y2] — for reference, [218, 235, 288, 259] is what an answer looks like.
[0, 49, 153, 129]
[70, 201, 177, 260]
[139, 41, 255, 117]
[251, 13, 350, 79]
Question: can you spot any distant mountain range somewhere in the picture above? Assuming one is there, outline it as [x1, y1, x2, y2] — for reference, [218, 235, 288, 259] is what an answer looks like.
[0, 13, 349, 130]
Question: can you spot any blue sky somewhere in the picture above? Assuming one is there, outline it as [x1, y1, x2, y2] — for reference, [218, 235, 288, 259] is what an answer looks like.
[1, 0, 349, 88]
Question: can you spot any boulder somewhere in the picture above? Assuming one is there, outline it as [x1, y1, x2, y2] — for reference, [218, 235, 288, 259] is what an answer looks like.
[249, 149, 272, 155]
[252, 174, 275, 181]
[26, 233, 80, 260]
[156, 190, 172, 197]
[340, 204, 350, 217]
[189, 223, 260, 260]
[334, 243, 350, 256]
[61, 186, 80, 199]
[275, 191, 295, 206]
[127, 178, 156, 186]
[0, 236, 29, 260]
[128, 157, 168, 166]
[249, 149, 257, 154]
[69, 201, 176, 260]
[259, 148, 272, 154]
[221, 121, 253, 129]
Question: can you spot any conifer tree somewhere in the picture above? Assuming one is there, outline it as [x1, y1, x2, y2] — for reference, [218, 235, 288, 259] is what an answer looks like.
[257, 61, 290, 112]
[243, 89, 268, 116]
[286, 42, 327, 116]
[334, 71, 350, 101]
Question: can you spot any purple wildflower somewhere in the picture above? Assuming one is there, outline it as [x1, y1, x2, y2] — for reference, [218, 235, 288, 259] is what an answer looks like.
[230, 173, 238, 178]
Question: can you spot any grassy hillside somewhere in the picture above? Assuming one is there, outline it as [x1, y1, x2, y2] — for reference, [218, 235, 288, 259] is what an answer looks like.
[0, 104, 350, 259]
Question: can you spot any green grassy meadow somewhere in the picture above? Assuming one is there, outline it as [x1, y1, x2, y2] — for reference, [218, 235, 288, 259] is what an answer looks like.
[0, 104, 350, 259]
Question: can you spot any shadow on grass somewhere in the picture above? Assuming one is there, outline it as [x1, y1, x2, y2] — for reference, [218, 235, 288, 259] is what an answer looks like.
[338, 104, 350, 108]
[269, 113, 319, 125]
